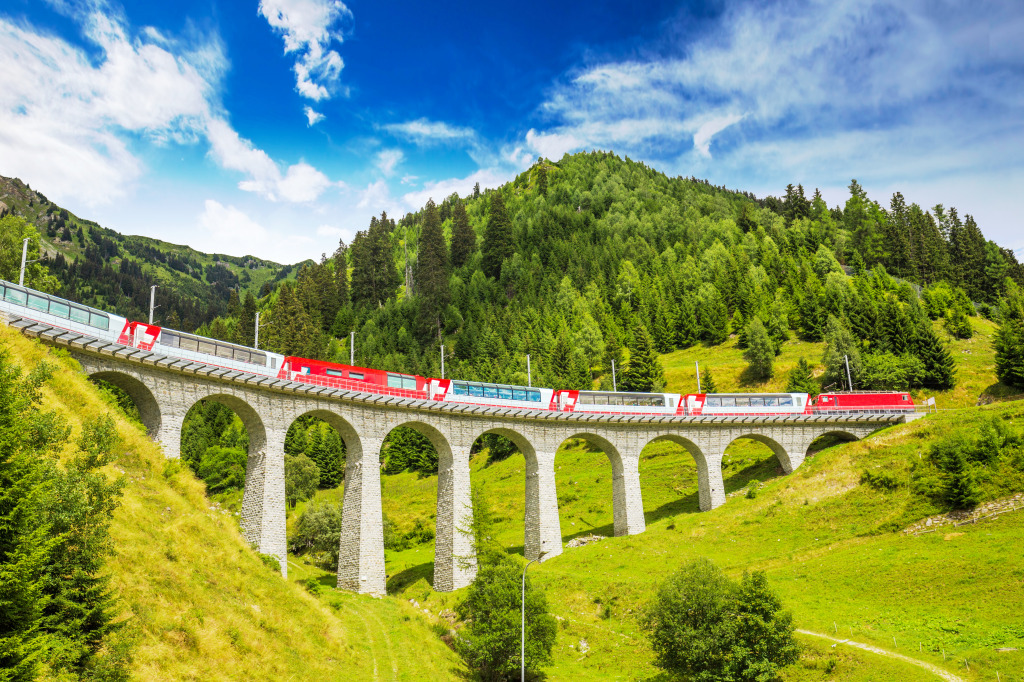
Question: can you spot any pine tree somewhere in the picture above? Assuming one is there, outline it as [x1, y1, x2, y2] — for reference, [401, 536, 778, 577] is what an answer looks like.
[481, 192, 514, 280]
[234, 292, 257, 346]
[700, 367, 718, 394]
[549, 335, 574, 388]
[743, 317, 774, 381]
[333, 239, 351, 306]
[416, 198, 450, 341]
[536, 163, 548, 197]
[821, 315, 862, 390]
[620, 325, 665, 392]
[785, 358, 818, 396]
[696, 284, 729, 345]
[350, 213, 400, 308]
[995, 284, 1024, 389]
[450, 201, 476, 268]
[674, 297, 698, 348]
[473, 182, 481, 199]
[914, 320, 956, 389]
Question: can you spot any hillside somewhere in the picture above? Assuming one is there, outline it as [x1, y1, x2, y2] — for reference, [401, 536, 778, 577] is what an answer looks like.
[0, 174, 294, 332]
[284, 317, 1024, 681]
[0, 322, 462, 680]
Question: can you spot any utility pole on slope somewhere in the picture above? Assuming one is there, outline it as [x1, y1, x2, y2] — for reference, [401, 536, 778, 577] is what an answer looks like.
[149, 285, 158, 325]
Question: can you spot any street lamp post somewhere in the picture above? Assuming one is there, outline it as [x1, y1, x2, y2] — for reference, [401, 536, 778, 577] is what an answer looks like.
[521, 549, 547, 682]
[148, 285, 158, 324]
[18, 238, 41, 287]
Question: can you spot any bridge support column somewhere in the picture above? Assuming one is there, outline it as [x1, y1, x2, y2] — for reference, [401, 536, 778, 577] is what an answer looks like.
[525, 451, 562, 562]
[612, 453, 646, 536]
[434, 445, 476, 592]
[337, 437, 386, 595]
[696, 453, 726, 512]
[240, 428, 288, 577]
[154, 410, 186, 459]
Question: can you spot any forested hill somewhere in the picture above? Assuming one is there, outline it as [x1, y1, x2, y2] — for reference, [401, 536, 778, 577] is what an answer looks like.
[235, 151, 1024, 396]
[0, 174, 295, 331]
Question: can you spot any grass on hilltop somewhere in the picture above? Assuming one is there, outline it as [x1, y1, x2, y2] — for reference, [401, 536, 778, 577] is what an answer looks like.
[1, 323, 461, 681]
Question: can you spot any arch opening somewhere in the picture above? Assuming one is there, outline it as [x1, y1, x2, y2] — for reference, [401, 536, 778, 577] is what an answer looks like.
[88, 371, 160, 437]
[551, 433, 624, 543]
[721, 436, 787, 498]
[639, 435, 708, 522]
[807, 430, 860, 457]
[179, 394, 266, 505]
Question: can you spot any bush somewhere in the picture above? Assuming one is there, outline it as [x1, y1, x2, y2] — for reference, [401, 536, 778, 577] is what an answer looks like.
[196, 445, 247, 492]
[860, 469, 902, 491]
[859, 352, 925, 390]
[289, 501, 343, 570]
[641, 558, 799, 682]
[285, 453, 320, 507]
[455, 556, 557, 681]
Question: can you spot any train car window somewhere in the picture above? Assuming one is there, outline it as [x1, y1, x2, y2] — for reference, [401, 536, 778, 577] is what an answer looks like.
[483, 385, 498, 398]
[160, 332, 179, 348]
[764, 397, 778, 406]
[268, 357, 276, 369]
[453, 382, 468, 396]
[4, 287, 26, 304]
[69, 306, 90, 324]
[326, 369, 343, 377]
[654, 397, 665, 406]
[721, 397, 735, 407]
[735, 397, 750, 406]
[178, 336, 199, 352]
[197, 340, 217, 355]
[348, 372, 364, 381]
[498, 387, 513, 400]
[901, 395, 908, 401]
[780, 397, 793, 406]
[749, 397, 764, 406]
[232, 348, 250, 363]
[579, 394, 593, 405]
[707, 397, 721, 406]
[89, 313, 109, 331]
[48, 301, 70, 318]
[609, 395, 623, 405]
[469, 384, 483, 397]
[796, 397, 803, 406]
[529, 390, 541, 402]
[386, 374, 401, 388]
[27, 294, 48, 312]
[403, 377, 417, 390]
[216, 344, 234, 359]
[512, 388, 525, 400]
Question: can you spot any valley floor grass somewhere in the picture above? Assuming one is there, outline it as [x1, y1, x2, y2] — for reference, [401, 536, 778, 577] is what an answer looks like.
[2, 324, 462, 681]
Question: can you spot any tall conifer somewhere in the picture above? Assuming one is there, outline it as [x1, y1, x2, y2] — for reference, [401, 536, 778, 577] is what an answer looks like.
[416, 198, 450, 340]
[620, 325, 665, 392]
[481, 192, 514, 280]
[450, 202, 476, 268]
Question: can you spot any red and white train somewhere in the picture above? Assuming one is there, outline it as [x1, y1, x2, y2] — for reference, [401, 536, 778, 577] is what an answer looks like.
[0, 279, 916, 416]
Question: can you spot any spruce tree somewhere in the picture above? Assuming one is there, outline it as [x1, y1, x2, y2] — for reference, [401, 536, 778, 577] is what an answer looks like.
[481, 192, 514, 280]
[234, 292, 257, 346]
[821, 315, 862, 390]
[620, 325, 665, 392]
[743, 317, 775, 381]
[536, 163, 548, 196]
[450, 201, 476, 268]
[995, 284, 1024, 389]
[416, 198, 450, 341]
[912, 321, 956, 389]
[700, 367, 718, 394]
[674, 297, 698, 348]
[333, 238, 351, 306]
[785, 358, 818, 396]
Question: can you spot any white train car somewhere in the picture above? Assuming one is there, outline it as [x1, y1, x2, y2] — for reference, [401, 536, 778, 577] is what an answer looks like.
[688, 392, 811, 416]
[0, 279, 125, 342]
[552, 390, 685, 415]
[431, 378, 554, 409]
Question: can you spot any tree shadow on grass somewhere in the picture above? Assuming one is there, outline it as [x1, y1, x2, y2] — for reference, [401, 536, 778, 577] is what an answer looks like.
[737, 364, 772, 388]
[385, 561, 434, 594]
[723, 458, 784, 495]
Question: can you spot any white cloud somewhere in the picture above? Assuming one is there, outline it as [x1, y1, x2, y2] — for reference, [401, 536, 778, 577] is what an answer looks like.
[383, 118, 476, 146]
[375, 148, 404, 177]
[0, 10, 337, 207]
[525, 128, 584, 160]
[400, 168, 510, 214]
[356, 179, 394, 211]
[196, 199, 317, 262]
[258, 0, 351, 101]
[693, 114, 744, 158]
[304, 106, 324, 126]
[316, 224, 344, 237]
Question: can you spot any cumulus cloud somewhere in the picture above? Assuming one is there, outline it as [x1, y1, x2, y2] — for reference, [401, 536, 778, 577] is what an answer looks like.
[400, 168, 510, 214]
[304, 106, 325, 126]
[383, 118, 476, 146]
[0, 10, 337, 206]
[375, 148, 404, 177]
[196, 199, 316, 262]
[693, 114, 744, 158]
[258, 0, 351, 101]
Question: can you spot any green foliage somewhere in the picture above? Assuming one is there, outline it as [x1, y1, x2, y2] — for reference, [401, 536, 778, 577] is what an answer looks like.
[821, 316, 861, 390]
[481, 192, 514, 280]
[196, 446, 246, 493]
[700, 367, 718, 394]
[859, 352, 925, 391]
[784, 358, 818, 396]
[0, 214, 60, 293]
[450, 201, 476, 269]
[288, 501, 343, 570]
[642, 558, 798, 682]
[619, 325, 665, 392]
[743, 317, 775, 381]
[382, 516, 435, 552]
[455, 555, 557, 681]
[995, 282, 1024, 389]
[382, 426, 438, 474]
[860, 468, 902, 491]
[284, 454, 319, 508]
[0, 349, 130, 680]
[943, 307, 973, 339]
[416, 199, 450, 340]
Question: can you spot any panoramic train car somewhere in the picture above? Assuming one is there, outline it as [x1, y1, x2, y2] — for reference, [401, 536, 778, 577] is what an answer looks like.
[116, 320, 283, 376]
[552, 390, 685, 414]
[281, 357, 429, 398]
[686, 393, 811, 416]
[813, 392, 915, 413]
[431, 378, 552, 408]
[0, 279, 126, 341]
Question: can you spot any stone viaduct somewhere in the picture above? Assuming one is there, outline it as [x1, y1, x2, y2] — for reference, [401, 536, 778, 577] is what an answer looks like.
[9, 316, 917, 595]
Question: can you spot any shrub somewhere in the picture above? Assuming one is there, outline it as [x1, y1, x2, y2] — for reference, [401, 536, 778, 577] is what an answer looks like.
[197, 445, 247, 492]
[289, 501, 343, 570]
[860, 469, 902, 491]
[641, 558, 799, 682]
[285, 453, 320, 507]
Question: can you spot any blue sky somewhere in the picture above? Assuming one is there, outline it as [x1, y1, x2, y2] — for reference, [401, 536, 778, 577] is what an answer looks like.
[1, 0, 1022, 263]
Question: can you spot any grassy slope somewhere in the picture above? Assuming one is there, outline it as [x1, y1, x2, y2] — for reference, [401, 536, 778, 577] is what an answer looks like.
[3, 323, 461, 681]
[290, 315, 1024, 681]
